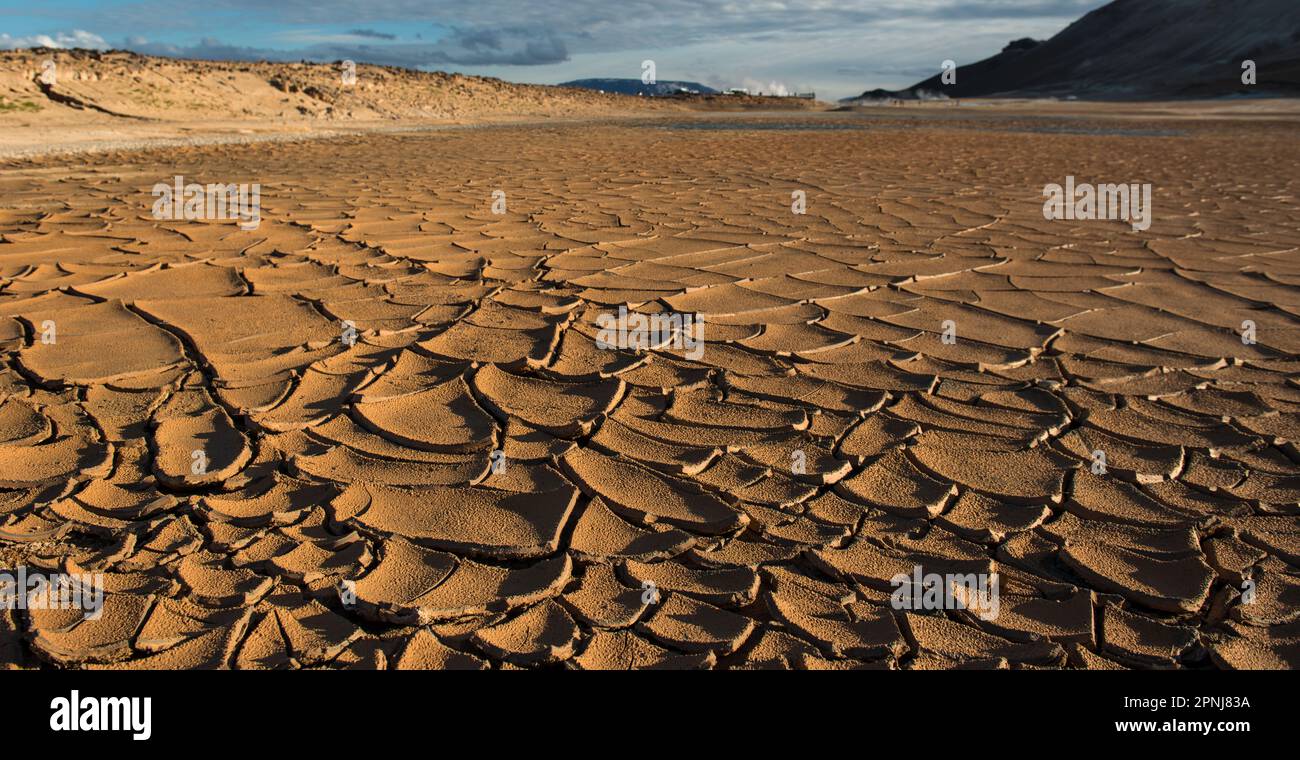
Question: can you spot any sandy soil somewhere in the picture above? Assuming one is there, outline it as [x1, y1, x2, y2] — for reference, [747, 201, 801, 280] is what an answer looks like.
[1, 106, 1298, 670]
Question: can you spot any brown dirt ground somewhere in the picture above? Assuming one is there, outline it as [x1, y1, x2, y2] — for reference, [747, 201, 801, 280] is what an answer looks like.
[1, 98, 1298, 669]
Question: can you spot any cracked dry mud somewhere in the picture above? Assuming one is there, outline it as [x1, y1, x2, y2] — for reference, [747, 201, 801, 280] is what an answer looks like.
[1, 112, 1298, 670]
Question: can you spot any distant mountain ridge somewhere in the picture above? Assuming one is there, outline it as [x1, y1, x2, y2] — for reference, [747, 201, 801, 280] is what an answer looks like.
[560, 78, 717, 96]
[845, 0, 1300, 101]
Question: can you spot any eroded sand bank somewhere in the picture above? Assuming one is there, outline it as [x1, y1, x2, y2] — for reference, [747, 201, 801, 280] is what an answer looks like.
[1, 109, 1298, 669]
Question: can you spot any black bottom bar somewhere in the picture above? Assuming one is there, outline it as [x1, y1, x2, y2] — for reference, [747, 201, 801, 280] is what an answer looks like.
[14, 670, 1285, 749]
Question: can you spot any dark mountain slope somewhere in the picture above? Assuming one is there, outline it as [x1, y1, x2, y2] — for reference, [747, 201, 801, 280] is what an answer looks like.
[848, 0, 1300, 100]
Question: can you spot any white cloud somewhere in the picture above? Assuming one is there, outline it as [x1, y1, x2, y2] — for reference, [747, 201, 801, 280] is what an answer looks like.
[0, 29, 109, 50]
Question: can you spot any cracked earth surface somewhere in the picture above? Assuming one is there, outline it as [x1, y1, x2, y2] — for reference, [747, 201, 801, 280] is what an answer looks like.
[1, 113, 1298, 669]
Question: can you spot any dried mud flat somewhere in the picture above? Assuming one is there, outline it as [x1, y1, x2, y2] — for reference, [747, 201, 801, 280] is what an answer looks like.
[1, 110, 1298, 670]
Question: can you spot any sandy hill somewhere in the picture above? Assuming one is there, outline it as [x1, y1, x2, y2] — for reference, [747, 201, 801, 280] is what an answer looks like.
[0, 48, 674, 125]
[847, 0, 1300, 101]
[0, 49, 829, 156]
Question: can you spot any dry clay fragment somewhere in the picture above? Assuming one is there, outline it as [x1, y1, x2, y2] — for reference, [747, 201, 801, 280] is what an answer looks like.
[75, 262, 246, 302]
[834, 448, 954, 518]
[29, 593, 153, 666]
[395, 629, 489, 670]
[473, 362, 625, 436]
[1207, 621, 1300, 670]
[0, 397, 50, 445]
[177, 553, 274, 607]
[938, 490, 1050, 542]
[0, 433, 110, 487]
[1060, 541, 1213, 614]
[348, 537, 455, 622]
[766, 586, 907, 660]
[905, 613, 1064, 666]
[569, 496, 696, 562]
[267, 537, 370, 584]
[561, 562, 649, 629]
[352, 377, 497, 453]
[733, 627, 825, 670]
[234, 611, 294, 670]
[1100, 602, 1197, 667]
[152, 406, 252, 488]
[292, 445, 491, 487]
[87, 623, 250, 670]
[622, 559, 759, 607]
[589, 417, 719, 475]
[571, 629, 716, 670]
[275, 598, 363, 665]
[251, 363, 377, 433]
[1232, 559, 1300, 626]
[962, 590, 1095, 646]
[203, 475, 337, 526]
[18, 300, 186, 385]
[638, 592, 755, 655]
[351, 537, 571, 624]
[908, 431, 1073, 504]
[810, 535, 994, 591]
[561, 446, 747, 535]
[138, 597, 249, 655]
[416, 316, 560, 365]
[470, 599, 581, 665]
[136, 294, 337, 357]
[350, 481, 578, 558]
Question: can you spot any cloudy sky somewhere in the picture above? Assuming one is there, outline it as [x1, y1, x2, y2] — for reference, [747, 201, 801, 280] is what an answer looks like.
[0, 0, 1109, 100]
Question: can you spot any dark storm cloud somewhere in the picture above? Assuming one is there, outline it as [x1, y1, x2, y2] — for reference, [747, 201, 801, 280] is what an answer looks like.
[347, 29, 397, 40]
